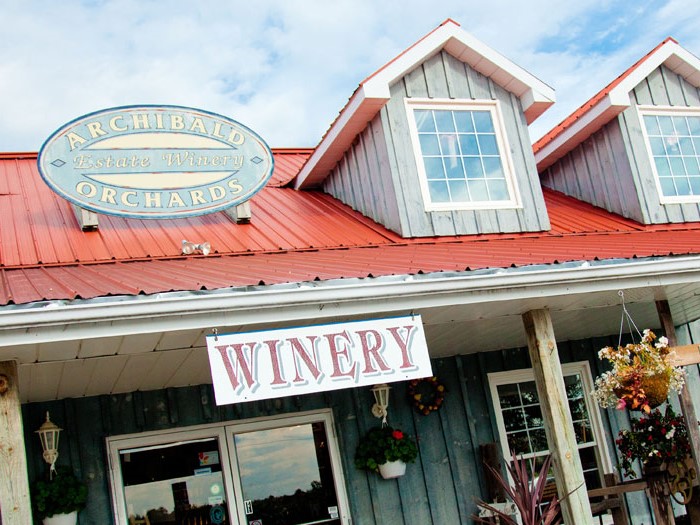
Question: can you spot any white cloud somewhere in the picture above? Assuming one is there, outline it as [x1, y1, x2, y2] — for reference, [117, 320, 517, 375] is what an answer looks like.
[1, 1, 699, 150]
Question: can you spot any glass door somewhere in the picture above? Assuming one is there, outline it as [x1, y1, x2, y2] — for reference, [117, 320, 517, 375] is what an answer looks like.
[108, 410, 350, 525]
[117, 439, 231, 524]
[227, 414, 347, 525]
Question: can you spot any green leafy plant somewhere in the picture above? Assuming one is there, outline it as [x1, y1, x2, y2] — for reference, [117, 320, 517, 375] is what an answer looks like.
[354, 425, 419, 472]
[616, 406, 691, 478]
[474, 452, 563, 525]
[32, 466, 88, 519]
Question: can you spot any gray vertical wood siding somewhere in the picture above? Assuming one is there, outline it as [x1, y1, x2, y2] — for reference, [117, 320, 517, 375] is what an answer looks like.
[323, 51, 550, 237]
[28, 320, 700, 524]
[540, 65, 700, 224]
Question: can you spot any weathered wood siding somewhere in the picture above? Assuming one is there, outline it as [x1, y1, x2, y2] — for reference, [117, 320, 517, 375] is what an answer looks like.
[324, 51, 550, 237]
[23, 356, 484, 525]
[31, 321, 700, 523]
[540, 64, 700, 224]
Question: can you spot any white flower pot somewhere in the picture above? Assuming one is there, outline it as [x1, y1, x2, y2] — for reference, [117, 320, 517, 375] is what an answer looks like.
[43, 510, 78, 525]
[379, 460, 406, 479]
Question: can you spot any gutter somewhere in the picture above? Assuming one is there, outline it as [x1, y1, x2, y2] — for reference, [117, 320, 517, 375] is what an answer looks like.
[0, 255, 699, 346]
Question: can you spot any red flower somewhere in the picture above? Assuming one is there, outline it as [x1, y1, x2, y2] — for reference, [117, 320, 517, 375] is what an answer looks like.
[392, 430, 404, 440]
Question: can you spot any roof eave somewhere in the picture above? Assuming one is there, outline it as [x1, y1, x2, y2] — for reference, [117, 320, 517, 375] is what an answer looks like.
[294, 21, 554, 189]
[536, 40, 700, 172]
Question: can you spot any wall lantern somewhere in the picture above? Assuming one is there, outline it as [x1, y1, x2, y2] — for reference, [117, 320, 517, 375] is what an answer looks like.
[371, 383, 391, 425]
[36, 411, 62, 477]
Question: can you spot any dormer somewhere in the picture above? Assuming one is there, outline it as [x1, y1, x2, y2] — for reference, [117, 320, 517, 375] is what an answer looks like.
[535, 38, 700, 224]
[293, 19, 555, 237]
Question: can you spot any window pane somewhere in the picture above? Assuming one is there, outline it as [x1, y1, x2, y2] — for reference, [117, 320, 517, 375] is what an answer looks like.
[497, 384, 520, 408]
[689, 117, 700, 135]
[419, 134, 440, 156]
[529, 429, 548, 453]
[445, 157, 465, 179]
[679, 137, 695, 155]
[666, 138, 681, 156]
[415, 110, 435, 132]
[448, 179, 469, 201]
[654, 157, 672, 177]
[676, 177, 691, 195]
[673, 116, 690, 136]
[428, 180, 450, 202]
[659, 177, 677, 196]
[670, 157, 686, 176]
[574, 421, 594, 444]
[119, 438, 229, 525]
[507, 431, 531, 455]
[478, 134, 499, 155]
[519, 381, 539, 405]
[473, 111, 495, 132]
[503, 408, 526, 432]
[423, 157, 445, 179]
[468, 179, 489, 201]
[690, 177, 700, 195]
[434, 110, 455, 132]
[483, 157, 504, 179]
[659, 116, 674, 135]
[234, 422, 341, 525]
[649, 137, 666, 156]
[439, 134, 459, 155]
[453, 111, 475, 132]
[459, 134, 479, 155]
[644, 115, 660, 135]
[487, 179, 509, 201]
[464, 157, 484, 178]
[524, 405, 543, 429]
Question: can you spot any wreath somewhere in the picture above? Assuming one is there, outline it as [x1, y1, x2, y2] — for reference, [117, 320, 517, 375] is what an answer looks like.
[408, 376, 445, 415]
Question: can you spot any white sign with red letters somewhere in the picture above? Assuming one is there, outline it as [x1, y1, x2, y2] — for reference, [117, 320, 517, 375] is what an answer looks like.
[206, 315, 432, 405]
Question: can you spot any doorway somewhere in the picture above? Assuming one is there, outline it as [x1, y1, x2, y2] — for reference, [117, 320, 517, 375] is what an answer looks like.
[108, 410, 349, 525]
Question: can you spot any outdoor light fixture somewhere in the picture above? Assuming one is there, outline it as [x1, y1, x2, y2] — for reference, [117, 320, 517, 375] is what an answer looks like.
[182, 240, 211, 255]
[371, 383, 391, 425]
[36, 411, 62, 477]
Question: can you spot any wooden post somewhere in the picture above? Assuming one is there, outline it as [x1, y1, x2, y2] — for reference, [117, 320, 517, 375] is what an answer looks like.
[657, 299, 700, 522]
[522, 309, 594, 525]
[0, 361, 32, 525]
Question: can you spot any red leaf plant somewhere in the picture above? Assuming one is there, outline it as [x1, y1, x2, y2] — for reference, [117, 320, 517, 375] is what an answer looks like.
[474, 452, 563, 525]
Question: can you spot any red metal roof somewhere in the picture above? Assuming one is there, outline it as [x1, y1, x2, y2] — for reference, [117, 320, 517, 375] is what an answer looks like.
[1, 150, 700, 306]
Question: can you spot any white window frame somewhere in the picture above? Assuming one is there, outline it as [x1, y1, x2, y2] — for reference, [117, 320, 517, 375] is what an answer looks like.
[638, 105, 700, 204]
[487, 361, 612, 484]
[106, 409, 351, 525]
[405, 97, 522, 212]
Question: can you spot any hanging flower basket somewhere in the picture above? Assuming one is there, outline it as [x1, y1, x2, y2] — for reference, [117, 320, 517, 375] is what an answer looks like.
[354, 426, 418, 478]
[378, 460, 407, 479]
[593, 329, 685, 413]
[612, 369, 671, 411]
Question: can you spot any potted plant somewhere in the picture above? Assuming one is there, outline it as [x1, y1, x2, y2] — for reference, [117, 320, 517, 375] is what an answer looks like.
[593, 329, 685, 413]
[474, 451, 563, 525]
[354, 425, 419, 479]
[32, 466, 88, 525]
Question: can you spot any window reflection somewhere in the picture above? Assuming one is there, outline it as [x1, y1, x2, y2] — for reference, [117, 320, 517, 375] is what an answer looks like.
[120, 438, 228, 525]
[234, 422, 340, 525]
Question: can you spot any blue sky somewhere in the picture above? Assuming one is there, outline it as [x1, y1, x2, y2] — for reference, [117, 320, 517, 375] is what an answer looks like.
[1, 0, 699, 152]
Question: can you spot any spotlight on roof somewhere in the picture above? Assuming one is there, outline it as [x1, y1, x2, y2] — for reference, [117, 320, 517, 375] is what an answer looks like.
[182, 240, 211, 256]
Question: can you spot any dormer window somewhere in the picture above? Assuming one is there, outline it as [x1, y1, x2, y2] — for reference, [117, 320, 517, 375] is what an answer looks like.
[406, 99, 520, 211]
[640, 107, 700, 202]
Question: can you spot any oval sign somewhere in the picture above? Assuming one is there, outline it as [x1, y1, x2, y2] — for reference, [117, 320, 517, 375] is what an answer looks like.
[37, 105, 274, 219]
